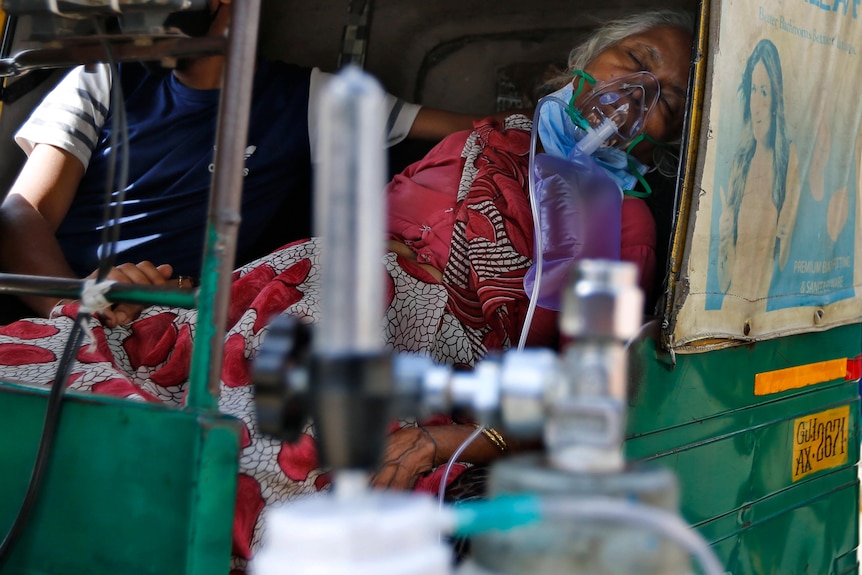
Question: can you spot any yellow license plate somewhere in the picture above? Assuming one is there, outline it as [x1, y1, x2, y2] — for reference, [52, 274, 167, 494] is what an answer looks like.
[792, 405, 850, 482]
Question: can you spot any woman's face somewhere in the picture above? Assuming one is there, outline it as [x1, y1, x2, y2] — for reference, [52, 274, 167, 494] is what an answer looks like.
[750, 61, 773, 145]
[580, 25, 693, 163]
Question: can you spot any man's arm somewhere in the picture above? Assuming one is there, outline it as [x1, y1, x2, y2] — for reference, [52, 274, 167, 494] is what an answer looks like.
[2, 63, 108, 295]
[0, 144, 84, 277]
[0, 144, 85, 316]
[408, 107, 534, 141]
[0, 144, 176, 325]
[406, 108, 478, 140]
[310, 68, 533, 156]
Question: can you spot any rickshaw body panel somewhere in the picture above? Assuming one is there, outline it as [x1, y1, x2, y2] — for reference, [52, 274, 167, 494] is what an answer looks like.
[626, 324, 860, 573]
[0, 383, 240, 575]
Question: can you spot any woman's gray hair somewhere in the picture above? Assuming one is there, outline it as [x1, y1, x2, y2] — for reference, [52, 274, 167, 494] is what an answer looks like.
[541, 9, 695, 175]
[544, 10, 695, 91]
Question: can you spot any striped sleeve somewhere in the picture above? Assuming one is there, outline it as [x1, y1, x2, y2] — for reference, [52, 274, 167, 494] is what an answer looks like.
[14, 63, 112, 169]
[308, 67, 421, 163]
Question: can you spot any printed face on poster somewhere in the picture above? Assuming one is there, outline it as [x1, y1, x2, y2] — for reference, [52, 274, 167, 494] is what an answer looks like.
[671, 0, 861, 348]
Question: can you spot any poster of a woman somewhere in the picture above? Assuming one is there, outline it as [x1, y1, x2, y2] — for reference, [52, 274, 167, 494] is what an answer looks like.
[712, 38, 799, 312]
[672, 0, 861, 347]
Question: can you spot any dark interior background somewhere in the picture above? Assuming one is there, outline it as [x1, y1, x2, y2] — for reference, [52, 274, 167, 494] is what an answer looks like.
[0, 0, 699, 316]
[258, 0, 696, 114]
[1, 0, 698, 192]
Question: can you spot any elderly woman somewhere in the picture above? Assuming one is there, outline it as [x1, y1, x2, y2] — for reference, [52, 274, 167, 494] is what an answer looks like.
[375, 8, 693, 490]
[0, 9, 694, 573]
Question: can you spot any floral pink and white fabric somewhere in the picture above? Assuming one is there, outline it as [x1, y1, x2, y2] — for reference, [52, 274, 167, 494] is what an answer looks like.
[0, 117, 559, 573]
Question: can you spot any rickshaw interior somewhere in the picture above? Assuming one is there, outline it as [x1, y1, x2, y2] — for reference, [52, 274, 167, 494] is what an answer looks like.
[1, 0, 861, 574]
[0, 0, 696, 307]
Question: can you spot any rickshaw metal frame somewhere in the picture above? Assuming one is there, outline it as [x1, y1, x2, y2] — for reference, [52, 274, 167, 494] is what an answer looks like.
[662, 0, 710, 351]
[0, 1, 262, 572]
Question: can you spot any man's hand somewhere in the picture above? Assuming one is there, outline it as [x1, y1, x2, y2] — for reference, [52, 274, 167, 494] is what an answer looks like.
[85, 261, 174, 327]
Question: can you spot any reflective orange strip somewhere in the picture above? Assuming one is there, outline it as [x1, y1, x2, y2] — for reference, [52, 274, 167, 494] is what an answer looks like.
[754, 358, 849, 396]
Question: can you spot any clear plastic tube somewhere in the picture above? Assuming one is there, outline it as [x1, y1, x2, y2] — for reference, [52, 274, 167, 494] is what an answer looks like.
[519, 96, 626, 348]
[575, 116, 618, 156]
[437, 425, 484, 512]
[518, 96, 565, 350]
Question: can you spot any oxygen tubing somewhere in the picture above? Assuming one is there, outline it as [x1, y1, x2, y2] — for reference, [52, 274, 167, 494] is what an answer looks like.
[518, 96, 629, 349]
[517, 95, 567, 350]
[436, 425, 485, 511]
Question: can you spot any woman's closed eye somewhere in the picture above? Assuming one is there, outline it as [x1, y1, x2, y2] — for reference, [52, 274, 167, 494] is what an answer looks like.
[627, 50, 647, 72]
[626, 49, 671, 110]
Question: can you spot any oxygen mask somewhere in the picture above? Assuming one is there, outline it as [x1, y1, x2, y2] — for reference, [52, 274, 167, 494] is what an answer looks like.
[524, 70, 661, 321]
[568, 70, 661, 155]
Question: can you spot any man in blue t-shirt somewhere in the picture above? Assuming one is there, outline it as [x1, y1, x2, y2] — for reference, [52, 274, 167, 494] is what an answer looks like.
[0, 0, 489, 326]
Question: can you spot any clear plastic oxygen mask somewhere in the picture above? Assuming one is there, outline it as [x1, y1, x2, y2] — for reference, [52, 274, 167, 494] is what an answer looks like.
[571, 70, 661, 155]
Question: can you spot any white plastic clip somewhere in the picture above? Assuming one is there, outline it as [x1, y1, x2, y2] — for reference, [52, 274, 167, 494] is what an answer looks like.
[78, 278, 116, 351]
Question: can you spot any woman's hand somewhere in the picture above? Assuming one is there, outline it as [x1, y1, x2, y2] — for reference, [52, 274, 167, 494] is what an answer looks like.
[370, 426, 438, 491]
[370, 423, 512, 491]
[83, 261, 174, 327]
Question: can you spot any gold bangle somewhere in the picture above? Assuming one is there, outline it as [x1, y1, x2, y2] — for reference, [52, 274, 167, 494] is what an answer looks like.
[475, 424, 508, 452]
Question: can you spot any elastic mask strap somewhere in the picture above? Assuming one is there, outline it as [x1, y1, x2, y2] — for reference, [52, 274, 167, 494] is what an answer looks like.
[622, 133, 663, 198]
[565, 70, 596, 131]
